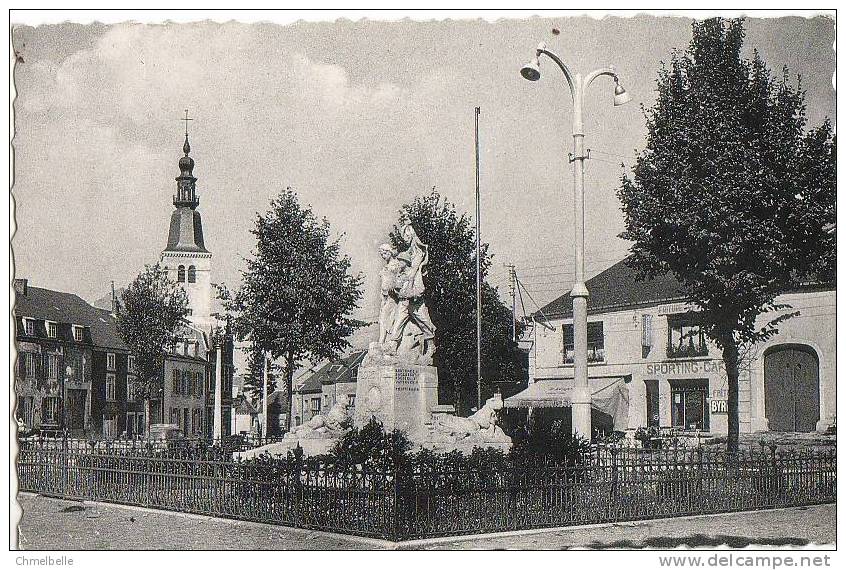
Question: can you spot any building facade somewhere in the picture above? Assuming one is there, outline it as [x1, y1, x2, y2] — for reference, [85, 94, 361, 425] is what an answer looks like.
[516, 259, 835, 436]
[291, 351, 365, 426]
[14, 280, 95, 436]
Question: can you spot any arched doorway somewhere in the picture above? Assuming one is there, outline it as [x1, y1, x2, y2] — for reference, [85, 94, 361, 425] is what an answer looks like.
[764, 345, 820, 432]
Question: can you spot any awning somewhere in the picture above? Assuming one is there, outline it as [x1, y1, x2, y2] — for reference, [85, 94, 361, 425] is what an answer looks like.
[504, 377, 630, 430]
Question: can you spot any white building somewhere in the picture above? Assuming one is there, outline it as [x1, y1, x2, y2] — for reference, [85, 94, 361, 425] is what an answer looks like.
[507, 259, 835, 436]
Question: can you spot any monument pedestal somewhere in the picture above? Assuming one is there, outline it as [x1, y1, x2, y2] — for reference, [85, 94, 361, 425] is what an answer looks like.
[353, 361, 439, 438]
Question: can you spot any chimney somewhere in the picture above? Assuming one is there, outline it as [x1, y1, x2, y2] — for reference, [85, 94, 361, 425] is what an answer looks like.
[13, 279, 28, 296]
[110, 280, 117, 315]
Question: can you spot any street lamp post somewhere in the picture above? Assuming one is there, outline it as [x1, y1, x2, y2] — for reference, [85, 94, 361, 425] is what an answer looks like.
[521, 42, 630, 439]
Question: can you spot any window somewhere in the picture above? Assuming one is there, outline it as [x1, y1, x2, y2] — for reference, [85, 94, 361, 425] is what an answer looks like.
[18, 396, 35, 427]
[171, 407, 179, 425]
[136, 412, 145, 436]
[347, 394, 356, 407]
[73, 326, 84, 342]
[667, 316, 708, 358]
[106, 373, 116, 401]
[42, 397, 60, 425]
[645, 379, 660, 428]
[20, 352, 35, 379]
[172, 369, 180, 395]
[23, 318, 34, 336]
[670, 379, 709, 431]
[177, 265, 186, 283]
[46, 322, 57, 338]
[47, 354, 59, 380]
[187, 265, 196, 283]
[562, 322, 605, 364]
[127, 355, 136, 374]
[324, 394, 331, 408]
[106, 353, 116, 371]
[183, 407, 190, 434]
[311, 398, 321, 413]
[126, 377, 137, 402]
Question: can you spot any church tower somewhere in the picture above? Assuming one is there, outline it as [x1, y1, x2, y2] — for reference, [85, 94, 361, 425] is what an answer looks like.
[161, 122, 213, 333]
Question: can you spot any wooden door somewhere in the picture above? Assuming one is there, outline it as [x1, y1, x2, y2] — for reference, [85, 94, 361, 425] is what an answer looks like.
[764, 346, 820, 432]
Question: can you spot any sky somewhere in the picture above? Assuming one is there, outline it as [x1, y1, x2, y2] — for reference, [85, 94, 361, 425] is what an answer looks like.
[11, 14, 836, 351]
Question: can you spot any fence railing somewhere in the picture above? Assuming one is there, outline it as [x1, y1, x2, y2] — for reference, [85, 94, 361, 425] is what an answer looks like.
[17, 439, 836, 541]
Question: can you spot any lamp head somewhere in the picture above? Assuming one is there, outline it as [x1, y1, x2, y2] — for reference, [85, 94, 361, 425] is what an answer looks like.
[521, 57, 541, 81]
[613, 81, 631, 106]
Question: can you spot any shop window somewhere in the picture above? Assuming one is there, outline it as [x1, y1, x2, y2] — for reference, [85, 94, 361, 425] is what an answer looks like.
[667, 315, 708, 358]
[126, 412, 136, 438]
[670, 379, 709, 431]
[562, 322, 605, 364]
[645, 379, 660, 427]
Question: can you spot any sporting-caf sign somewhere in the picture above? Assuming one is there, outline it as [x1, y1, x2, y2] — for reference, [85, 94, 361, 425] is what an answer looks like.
[645, 360, 724, 375]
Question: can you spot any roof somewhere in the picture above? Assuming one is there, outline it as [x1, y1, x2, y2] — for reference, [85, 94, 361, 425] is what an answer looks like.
[535, 257, 836, 320]
[14, 285, 129, 351]
[294, 350, 366, 393]
[164, 207, 209, 253]
[536, 258, 687, 319]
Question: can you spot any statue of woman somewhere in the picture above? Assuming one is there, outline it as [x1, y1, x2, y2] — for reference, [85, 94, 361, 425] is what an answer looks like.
[389, 221, 436, 361]
[377, 244, 402, 344]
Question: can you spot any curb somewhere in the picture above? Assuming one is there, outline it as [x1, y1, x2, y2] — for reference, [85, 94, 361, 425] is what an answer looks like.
[397, 504, 837, 548]
[17, 492, 398, 550]
[18, 492, 835, 550]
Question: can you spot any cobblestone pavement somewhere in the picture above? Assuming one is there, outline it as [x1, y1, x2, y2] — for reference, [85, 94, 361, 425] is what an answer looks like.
[15, 493, 835, 550]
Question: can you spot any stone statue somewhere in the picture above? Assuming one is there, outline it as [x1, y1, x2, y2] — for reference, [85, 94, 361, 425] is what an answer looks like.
[428, 394, 511, 444]
[284, 401, 351, 439]
[385, 221, 436, 364]
[378, 244, 402, 344]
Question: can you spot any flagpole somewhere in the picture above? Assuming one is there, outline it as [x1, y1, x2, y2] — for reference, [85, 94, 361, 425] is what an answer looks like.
[475, 106, 482, 411]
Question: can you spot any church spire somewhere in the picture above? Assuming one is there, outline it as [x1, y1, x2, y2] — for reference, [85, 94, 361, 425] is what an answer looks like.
[174, 109, 198, 208]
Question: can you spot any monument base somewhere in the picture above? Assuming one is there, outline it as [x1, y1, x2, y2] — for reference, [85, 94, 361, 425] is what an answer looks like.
[237, 437, 336, 460]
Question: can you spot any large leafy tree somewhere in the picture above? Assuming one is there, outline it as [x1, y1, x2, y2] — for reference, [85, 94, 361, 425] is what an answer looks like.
[391, 190, 527, 415]
[115, 264, 189, 432]
[219, 188, 365, 431]
[618, 18, 835, 452]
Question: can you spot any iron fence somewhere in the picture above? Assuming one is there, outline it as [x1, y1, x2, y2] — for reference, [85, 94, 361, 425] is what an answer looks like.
[17, 439, 836, 541]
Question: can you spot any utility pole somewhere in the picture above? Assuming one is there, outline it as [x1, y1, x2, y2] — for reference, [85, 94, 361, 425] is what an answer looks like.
[474, 106, 482, 411]
[262, 352, 269, 439]
[505, 263, 517, 342]
[213, 335, 223, 440]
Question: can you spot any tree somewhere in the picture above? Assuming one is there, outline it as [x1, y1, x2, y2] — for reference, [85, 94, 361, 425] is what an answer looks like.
[219, 188, 365, 432]
[391, 190, 527, 415]
[617, 18, 835, 452]
[242, 343, 277, 405]
[115, 264, 189, 433]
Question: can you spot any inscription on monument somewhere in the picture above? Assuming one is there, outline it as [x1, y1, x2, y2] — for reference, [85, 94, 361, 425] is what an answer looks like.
[395, 369, 420, 392]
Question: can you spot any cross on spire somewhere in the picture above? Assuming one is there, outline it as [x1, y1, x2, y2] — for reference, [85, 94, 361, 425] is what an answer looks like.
[181, 108, 193, 137]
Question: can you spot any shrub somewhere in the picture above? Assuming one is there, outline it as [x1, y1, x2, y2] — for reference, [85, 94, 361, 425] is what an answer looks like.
[510, 418, 590, 465]
[329, 418, 413, 470]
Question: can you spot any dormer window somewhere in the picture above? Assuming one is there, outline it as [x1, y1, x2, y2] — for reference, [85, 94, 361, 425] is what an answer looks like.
[20, 318, 34, 336]
[72, 325, 84, 342]
[46, 321, 58, 339]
